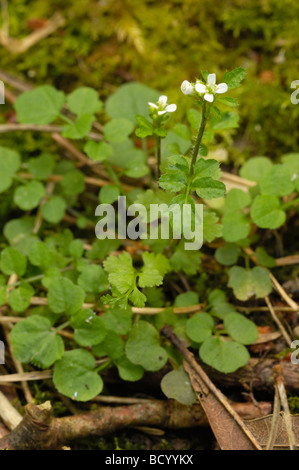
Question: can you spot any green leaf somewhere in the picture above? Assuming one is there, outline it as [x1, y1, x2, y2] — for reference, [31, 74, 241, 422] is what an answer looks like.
[215, 243, 241, 266]
[200, 337, 250, 373]
[68, 239, 84, 259]
[224, 313, 258, 345]
[124, 161, 149, 178]
[53, 349, 103, 401]
[138, 252, 170, 288]
[135, 115, 154, 138]
[92, 330, 124, 360]
[259, 165, 295, 197]
[62, 114, 94, 139]
[210, 302, 237, 320]
[115, 356, 144, 382]
[128, 287, 147, 308]
[193, 158, 220, 179]
[187, 108, 202, 129]
[42, 196, 66, 224]
[251, 195, 286, 229]
[0, 147, 21, 193]
[186, 313, 214, 343]
[101, 307, 133, 335]
[192, 178, 226, 199]
[84, 140, 113, 161]
[29, 241, 52, 268]
[174, 291, 199, 307]
[224, 189, 251, 211]
[14, 86, 65, 124]
[173, 123, 192, 141]
[217, 96, 239, 107]
[222, 212, 251, 242]
[66, 87, 102, 116]
[10, 315, 64, 368]
[210, 112, 239, 130]
[106, 82, 160, 123]
[170, 242, 201, 275]
[103, 118, 134, 143]
[71, 309, 107, 347]
[99, 185, 120, 204]
[125, 321, 168, 372]
[0, 247, 27, 276]
[223, 67, 246, 90]
[8, 282, 34, 312]
[203, 211, 222, 242]
[47, 277, 84, 316]
[103, 252, 136, 295]
[28, 154, 56, 180]
[161, 366, 196, 405]
[159, 171, 187, 192]
[240, 157, 273, 183]
[61, 170, 85, 196]
[77, 264, 109, 294]
[228, 266, 272, 301]
[14, 181, 45, 211]
[255, 247, 276, 268]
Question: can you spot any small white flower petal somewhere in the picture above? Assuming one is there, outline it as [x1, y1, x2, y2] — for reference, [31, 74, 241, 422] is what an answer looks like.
[158, 110, 167, 115]
[195, 83, 207, 94]
[207, 73, 216, 86]
[181, 80, 194, 95]
[159, 95, 168, 104]
[148, 102, 158, 109]
[204, 93, 214, 102]
[215, 83, 228, 94]
[165, 104, 177, 113]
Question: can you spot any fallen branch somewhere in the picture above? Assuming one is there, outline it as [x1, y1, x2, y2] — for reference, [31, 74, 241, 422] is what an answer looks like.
[0, 399, 271, 450]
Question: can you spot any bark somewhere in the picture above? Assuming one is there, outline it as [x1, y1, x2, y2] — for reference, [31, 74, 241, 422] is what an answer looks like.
[0, 399, 271, 450]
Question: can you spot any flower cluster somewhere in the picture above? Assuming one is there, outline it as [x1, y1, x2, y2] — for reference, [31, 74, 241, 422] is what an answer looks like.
[148, 95, 177, 116]
[181, 73, 228, 103]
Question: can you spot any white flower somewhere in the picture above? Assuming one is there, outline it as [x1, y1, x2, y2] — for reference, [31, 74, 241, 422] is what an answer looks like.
[181, 80, 194, 95]
[148, 95, 177, 115]
[195, 73, 228, 103]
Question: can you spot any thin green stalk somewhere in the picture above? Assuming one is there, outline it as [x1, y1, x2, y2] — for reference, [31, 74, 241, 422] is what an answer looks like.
[59, 113, 73, 125]
[281, 197, 299, 211]
[156, 135, 161, 179]
[54, 320, 70, 333]
[104, 161, 125, 195]
[189, 101, 208, 176]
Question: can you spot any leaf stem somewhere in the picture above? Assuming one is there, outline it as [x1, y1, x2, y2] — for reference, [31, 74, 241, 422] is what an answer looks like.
[281, 197, 299, 211]
[156, 135, 162, 179]
[189, 101, 208, 177]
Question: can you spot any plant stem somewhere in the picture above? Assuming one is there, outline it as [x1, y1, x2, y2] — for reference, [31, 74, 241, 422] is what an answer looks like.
[156, 135, 161, 179]
[189, 101, 208, 176]
[54, 320, 70, 333]
[281, 197, 299, 211]
[104, 161, 125, 195]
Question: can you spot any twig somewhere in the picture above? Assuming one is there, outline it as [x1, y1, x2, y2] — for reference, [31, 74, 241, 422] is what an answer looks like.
[161, 325, 262, 450]
[0, 370, 52, 383]
[0, 123, 101, 141]
[0, 13, 65, 54]
[266, 387, 281, 450]
[273, 365, 296, 450]
[265, 296, 292, 347]
[0, 390, 22, 430]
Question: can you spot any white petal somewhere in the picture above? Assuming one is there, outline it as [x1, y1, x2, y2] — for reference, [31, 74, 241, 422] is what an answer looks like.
[215, 83, 228, 94]
[207, 73, 216, 86]
[158, 110, 167, 115]
[181, 80, 194, 95]
[166, 104, 177, 113]
[159, 95, 168, 104]
[148, 102, 158, 109]
[204, 93, 214, 102]
[195, 83, 207, 94]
